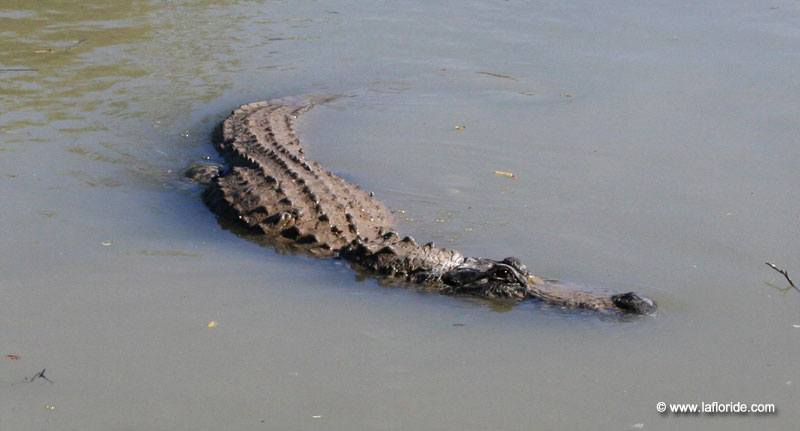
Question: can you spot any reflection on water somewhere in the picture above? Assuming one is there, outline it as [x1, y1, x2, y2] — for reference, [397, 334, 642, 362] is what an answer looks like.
[0, 2, 151, 128]
[0, 1, 256, 191]
[0, 1, 243, 143]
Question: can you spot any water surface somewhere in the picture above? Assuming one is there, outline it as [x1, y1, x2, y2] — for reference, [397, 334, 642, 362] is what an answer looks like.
[1, 1, 799, 430]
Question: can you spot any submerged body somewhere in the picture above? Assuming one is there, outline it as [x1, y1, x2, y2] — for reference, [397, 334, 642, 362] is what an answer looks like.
[188, 98, 655, 315]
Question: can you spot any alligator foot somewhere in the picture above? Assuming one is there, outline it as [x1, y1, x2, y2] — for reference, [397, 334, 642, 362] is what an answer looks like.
[185, 164, 222, 185]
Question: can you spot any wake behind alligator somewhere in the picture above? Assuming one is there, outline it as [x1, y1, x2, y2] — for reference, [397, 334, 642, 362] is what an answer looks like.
[187, 98, 656, 315]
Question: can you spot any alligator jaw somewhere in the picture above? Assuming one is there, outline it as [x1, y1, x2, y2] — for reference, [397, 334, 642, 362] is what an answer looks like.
[525, 275, 657, 315]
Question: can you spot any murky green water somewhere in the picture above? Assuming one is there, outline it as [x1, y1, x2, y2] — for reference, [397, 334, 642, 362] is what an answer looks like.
[2, 1, 799, 430]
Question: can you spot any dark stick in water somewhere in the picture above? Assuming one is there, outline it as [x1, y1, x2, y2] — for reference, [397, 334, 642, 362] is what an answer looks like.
[766, 262, 797, 291]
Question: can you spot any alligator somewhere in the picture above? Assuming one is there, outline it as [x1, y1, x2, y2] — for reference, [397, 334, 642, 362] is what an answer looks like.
[186, 97, 656, 315]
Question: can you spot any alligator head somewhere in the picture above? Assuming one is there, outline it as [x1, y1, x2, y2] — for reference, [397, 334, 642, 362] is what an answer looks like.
[441, 256, 656, 315]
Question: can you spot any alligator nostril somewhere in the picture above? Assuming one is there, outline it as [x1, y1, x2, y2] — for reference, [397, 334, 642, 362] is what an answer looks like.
[611, 292, 657, 314]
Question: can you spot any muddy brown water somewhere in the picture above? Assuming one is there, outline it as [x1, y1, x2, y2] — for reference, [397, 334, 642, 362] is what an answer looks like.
[1, 1, 798, 430]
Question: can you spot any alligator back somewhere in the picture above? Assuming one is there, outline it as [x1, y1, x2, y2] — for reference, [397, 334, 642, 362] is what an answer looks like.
[206, 101, 393, 256]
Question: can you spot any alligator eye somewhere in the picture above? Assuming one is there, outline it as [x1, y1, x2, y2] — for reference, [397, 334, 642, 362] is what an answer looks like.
[495, 268, 511, 278]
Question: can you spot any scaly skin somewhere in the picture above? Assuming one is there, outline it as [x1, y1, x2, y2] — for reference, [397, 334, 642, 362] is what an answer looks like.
[187, 98, 656, 315]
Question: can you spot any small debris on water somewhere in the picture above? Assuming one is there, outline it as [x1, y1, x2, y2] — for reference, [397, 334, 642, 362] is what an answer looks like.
[793, 324, 800, 328]
[24, 368, 53, 383]
[454, 124, 466, 131]
[631, 423, 644, 429]
[312, 415, 323, 419]
[493, 170, 515, 179]
[5, 354, 19, 360]
[101, 240, 113, 246]
[561, 92, 574, 98]
[207, 320, 218, 328]
[44, 404, 56, 411]
[452, 323, 466, 327]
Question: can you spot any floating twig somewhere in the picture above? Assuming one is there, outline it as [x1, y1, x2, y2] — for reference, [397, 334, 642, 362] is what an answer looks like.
[0, 68, 37, 72]
[766, 262, 797, 291]
[24, 368, 53, 383]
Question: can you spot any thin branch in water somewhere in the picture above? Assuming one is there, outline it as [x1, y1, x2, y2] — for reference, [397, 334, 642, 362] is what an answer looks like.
[766, 262, 797, 291]
[0, 68, 37, 72]
[23, 368, 53, 383]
